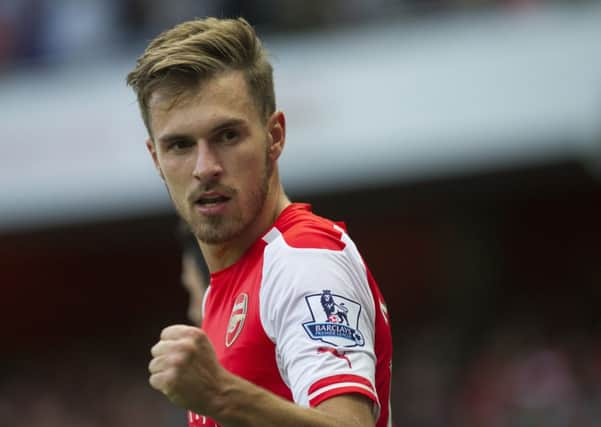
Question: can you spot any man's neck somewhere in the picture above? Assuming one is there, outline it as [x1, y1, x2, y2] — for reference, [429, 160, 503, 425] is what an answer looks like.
[199, 187, 290, 274]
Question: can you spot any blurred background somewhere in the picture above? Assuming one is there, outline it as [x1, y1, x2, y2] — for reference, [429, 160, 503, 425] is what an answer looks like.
[1, 0, 601, 425]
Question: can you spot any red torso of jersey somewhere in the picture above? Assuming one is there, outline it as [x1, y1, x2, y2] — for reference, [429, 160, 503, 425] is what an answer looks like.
[188, 204, 392, 427]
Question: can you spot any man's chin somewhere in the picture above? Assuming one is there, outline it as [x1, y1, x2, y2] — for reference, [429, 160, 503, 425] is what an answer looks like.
[193, 222, 244, 245]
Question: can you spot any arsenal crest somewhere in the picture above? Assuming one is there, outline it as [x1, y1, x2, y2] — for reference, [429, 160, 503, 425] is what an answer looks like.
[225, 293, 248, 347]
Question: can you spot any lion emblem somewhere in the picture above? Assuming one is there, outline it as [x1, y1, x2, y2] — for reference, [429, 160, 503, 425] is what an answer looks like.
[320, 290, 350, 325]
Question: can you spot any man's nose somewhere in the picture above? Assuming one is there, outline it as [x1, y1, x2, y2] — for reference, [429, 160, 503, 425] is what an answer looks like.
[192, 142, 223, 181]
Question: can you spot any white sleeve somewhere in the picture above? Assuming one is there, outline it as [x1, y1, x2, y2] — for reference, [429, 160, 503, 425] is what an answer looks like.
[259, 229, 380, 412]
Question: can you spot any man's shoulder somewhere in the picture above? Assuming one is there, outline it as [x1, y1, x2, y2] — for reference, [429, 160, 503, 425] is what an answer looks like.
[276, 209, 347, 252]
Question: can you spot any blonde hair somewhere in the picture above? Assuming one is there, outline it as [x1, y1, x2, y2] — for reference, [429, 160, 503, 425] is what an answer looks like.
[126, 17, 275, 134]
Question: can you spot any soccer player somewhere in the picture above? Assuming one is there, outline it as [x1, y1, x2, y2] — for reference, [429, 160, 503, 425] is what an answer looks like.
[127, 17, 393, 427]
[178, 221, 210, 326]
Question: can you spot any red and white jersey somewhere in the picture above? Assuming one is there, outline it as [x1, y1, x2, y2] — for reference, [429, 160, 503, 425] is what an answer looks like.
[188, 203, 392, 427]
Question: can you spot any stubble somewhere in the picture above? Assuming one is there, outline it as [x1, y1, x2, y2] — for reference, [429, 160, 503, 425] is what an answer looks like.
[170, 142, 272, 245]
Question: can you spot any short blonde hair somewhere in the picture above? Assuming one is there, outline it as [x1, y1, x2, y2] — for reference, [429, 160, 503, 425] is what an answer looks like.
[126, 17, 275, 134]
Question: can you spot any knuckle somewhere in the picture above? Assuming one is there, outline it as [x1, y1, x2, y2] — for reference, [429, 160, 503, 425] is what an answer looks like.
[160, 325, 178, 339]
[192, 330, 207, 346]
[170, 352, 187, 367]
[149, 355, 165, 373]
[151, 341, 164, 357]
[181, 339, 197, 354]
[149, 374, 161, 390]
[160, 327, 169, 339]
[171, 336, 193, 353]
[163, 369, 179, 390]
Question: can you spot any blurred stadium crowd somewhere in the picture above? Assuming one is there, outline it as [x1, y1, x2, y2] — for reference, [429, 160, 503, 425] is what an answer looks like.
[0, 0, 590, 70]
[393, 319, 601, 426]
[1, 313, 600, 426]
[1, 1, 600, 426]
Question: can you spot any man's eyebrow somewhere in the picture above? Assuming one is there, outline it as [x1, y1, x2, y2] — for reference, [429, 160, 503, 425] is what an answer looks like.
[157, 118, 248, 144]
[209, 118, 247, 134]
[157, 133, 191, 144]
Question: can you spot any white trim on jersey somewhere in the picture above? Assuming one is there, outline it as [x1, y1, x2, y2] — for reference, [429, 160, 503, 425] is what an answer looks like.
[262, 227, 281, 244]
[307, 381, 376, 403]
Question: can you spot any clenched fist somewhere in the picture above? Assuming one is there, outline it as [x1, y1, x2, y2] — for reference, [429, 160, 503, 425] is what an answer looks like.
[149, 325, 230, 416]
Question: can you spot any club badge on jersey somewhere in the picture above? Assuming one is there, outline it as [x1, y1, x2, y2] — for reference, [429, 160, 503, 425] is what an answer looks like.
[303, 290, 364, 347]
[225, 293, 248, 347]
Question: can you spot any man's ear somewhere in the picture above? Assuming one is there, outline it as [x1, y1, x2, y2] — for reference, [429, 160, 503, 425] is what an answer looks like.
[267, 111, 286, 161]
[146, 138, 164, 179]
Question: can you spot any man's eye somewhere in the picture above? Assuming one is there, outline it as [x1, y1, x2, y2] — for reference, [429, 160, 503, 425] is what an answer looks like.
[170, 140, 194, 151]
[220, 129, 240, 143]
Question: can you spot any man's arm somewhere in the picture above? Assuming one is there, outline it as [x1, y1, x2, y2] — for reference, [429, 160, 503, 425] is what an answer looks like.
[220, 379, 374, 427]
[149, 325, 375, 427]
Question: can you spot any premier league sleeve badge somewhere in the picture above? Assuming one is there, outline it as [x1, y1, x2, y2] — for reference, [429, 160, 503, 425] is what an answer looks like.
[302, 290, 365, 347]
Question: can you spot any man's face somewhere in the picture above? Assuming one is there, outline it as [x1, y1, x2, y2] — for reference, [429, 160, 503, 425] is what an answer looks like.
[147, 71, 275, 244]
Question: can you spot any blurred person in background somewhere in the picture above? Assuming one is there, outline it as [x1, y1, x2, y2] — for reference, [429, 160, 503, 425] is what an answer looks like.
[454, 316, 590, 427]
[127, 17, 392, 427]
[178, 221, 210, 326]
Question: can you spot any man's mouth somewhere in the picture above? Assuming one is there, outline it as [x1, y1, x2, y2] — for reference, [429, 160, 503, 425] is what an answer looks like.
[193, 191, 233, 215]
[196, 195, 231, 206]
